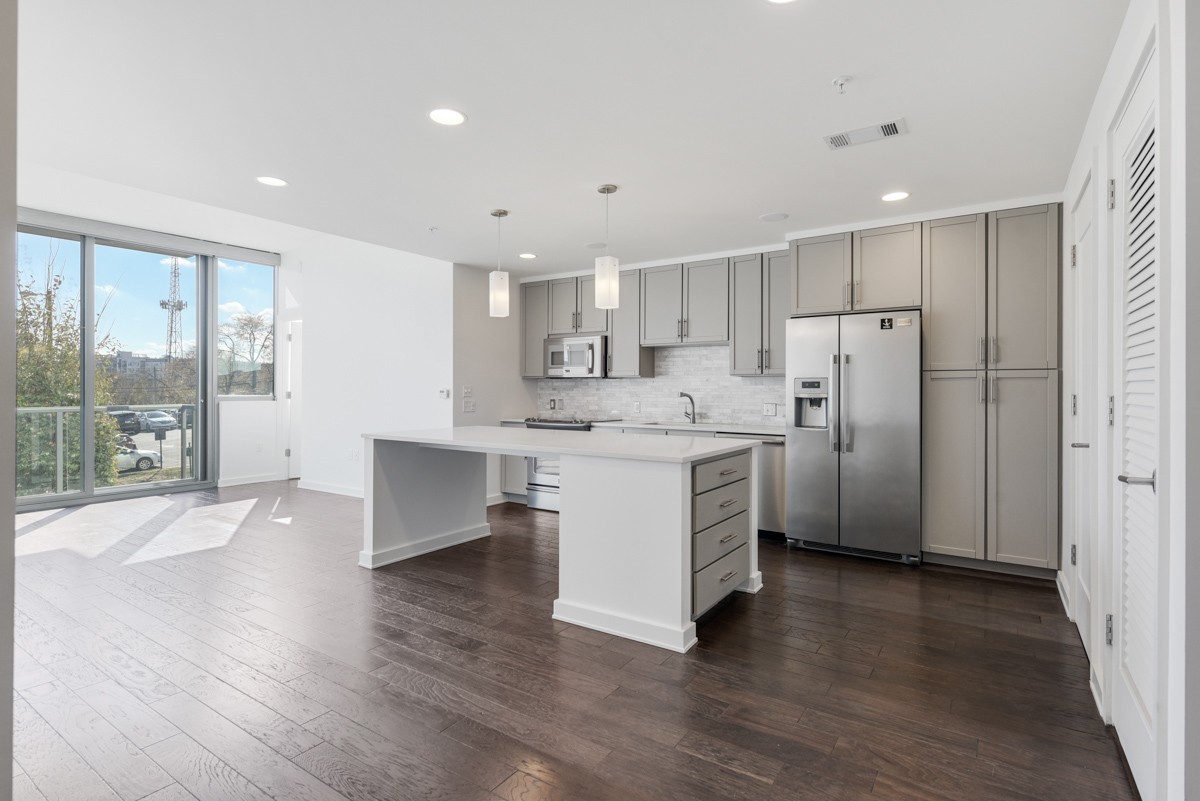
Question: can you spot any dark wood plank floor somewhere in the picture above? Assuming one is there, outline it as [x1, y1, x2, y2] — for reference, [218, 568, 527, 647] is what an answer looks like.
[13, 481, 1135, 801]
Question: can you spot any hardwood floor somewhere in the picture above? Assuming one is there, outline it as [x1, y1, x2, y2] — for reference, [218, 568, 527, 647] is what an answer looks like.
[12, 481, 1134, 801]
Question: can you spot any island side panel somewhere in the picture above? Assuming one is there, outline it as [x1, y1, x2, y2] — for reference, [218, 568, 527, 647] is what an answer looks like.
[741, 447, 764, 594]
[361, 438, 491, 569]
[553, 454, 695, 652]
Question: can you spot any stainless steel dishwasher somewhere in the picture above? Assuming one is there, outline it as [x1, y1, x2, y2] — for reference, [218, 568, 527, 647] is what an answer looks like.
[715, 433, 785, 534]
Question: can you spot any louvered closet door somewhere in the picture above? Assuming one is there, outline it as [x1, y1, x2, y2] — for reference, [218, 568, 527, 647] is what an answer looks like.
[1110, 50, 1160, 801]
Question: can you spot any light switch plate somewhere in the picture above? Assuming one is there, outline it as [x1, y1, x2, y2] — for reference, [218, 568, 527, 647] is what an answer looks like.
[763, 403, 777, 416]
[438, 389, 450, 399]
[462, 399, 477, 413]
[634, 401, 641, 413]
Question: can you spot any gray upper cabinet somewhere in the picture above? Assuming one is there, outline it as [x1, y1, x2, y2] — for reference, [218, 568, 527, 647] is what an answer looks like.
[987, 369, 1059, 568]
[641, 264, 684, 345]
[640, 259, 729, 345]
[988, 205, 1059, 369]
[852, 222, 922, 311]
[548, 276, 610, 336]
[608, 271, 654, 378]
[922, 214, 987, 371]
[730, 250, 789, 375]
[791, 232, 851, 315]
[521, 280, 549, 378]
[922, 370, 986, 559]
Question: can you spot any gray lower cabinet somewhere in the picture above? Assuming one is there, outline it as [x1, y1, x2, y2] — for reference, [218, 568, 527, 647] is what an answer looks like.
[691, 451, 752, 619]
[922, 214, 987, 371]
[607, 271, 654, 377]
[730, 249, 790, 376]
[852, 223, 922, 311]
[640, 259, 729, 345]
[791, 232, 851, 315]
[987, 370, 1060, 568]
[988, 205, 1059, 369]
[521, 281, 549, 378]
[922, 369, 1059, 569]
[548, 275, 609, 336]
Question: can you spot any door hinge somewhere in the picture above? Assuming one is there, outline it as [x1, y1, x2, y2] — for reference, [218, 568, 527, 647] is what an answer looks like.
[1070, 245, 1077, 268]
[284, 448, 291, 457]
[1106, 613, 1114, 646]
[1107, 179, 1116, 210]
[1108, 396, 1115, 426]
[1071, 394, 1077, 416]
[1071, 544, 1077, 565]
[287, 333, 293, 342]
[286, 391, 292, 399]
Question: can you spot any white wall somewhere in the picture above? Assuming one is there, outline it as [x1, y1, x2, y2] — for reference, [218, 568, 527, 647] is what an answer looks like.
[1060, 0, 1197, 795]
[0, 0, 17, 794]
[452, 264, 537, 500]
[217, 401, 280, 486]
[298, 239, 454, 497]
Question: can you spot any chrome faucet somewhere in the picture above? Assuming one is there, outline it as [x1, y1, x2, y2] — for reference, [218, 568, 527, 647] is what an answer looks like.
[679, 392, 696, 424]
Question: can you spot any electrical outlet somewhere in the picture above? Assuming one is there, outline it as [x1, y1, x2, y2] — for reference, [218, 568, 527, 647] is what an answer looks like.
[462, 399, 477, 413]
[634, 401, 641, 413]
[462, 385, 473, 397]
[549, 399, 557, 410]
[762, 403, 777, 416]
[438, 388, 450, 399]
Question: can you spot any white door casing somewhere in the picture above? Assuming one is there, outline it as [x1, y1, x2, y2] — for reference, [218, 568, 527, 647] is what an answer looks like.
[287, 320, 303, 480]
[1109, 47, 1161, 800]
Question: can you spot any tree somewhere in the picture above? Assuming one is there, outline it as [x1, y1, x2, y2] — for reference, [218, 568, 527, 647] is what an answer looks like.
[218, 312, 273, 394]
[15, 248, 120, 494]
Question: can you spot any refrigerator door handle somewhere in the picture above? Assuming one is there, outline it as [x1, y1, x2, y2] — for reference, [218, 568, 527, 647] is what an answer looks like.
[828, 354, 839, 453]
[841, 354, 851, 453]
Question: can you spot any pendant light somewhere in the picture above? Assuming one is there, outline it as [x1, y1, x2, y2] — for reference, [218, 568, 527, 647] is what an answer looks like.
[489, 209, 510, 317]
[594, 184, 619, 309]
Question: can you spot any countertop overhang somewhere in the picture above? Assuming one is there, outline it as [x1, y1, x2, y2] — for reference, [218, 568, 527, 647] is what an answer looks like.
[364, 425, 761, 464]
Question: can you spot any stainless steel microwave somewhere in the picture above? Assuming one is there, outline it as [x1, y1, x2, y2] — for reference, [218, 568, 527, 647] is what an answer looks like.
[545, 335, 606, 378]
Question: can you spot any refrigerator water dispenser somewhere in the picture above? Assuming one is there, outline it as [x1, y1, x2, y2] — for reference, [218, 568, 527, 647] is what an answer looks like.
[794, 378, 828, 429]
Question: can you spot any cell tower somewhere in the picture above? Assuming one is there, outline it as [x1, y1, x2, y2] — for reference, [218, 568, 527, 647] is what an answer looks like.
[160, 257, 188, 360]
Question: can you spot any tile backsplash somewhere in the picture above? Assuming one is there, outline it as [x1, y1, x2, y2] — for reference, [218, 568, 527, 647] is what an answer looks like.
[536, 345, 785, 427]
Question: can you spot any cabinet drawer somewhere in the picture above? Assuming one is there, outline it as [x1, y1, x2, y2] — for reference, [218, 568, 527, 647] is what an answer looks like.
[694, 511, 750, 570]
[693, 452, 751, 494]
[692, 478, 749, 532]
[693, 543, 749, 618]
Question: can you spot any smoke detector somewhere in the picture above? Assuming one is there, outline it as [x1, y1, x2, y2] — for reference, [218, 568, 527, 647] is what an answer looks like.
[823, 118, 910, 150]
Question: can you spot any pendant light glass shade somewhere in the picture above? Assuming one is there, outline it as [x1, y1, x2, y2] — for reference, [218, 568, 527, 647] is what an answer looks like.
[489, 209, 510, 318]
[489, 269, 509, 317]
[594, 255, 619, 309]
[595, 184, 620, 309]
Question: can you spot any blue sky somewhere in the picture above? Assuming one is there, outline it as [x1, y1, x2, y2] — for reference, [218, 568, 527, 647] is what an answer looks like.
[17, 231, 273, 358]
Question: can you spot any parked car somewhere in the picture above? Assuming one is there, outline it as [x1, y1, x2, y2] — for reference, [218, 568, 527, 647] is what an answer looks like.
[107, 410, 141, 435]
[116, 447, 161, 472]
[141, 410, 179, 431]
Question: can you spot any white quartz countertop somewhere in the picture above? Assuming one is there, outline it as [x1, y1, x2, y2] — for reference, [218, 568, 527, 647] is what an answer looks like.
[365, 425, 760, 464]
[500, 418, 785, 437]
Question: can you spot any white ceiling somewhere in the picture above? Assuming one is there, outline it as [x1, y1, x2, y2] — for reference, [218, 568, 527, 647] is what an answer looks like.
[18, 0, 1128, 276]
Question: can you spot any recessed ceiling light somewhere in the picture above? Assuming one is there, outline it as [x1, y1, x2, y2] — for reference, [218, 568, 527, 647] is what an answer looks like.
[429, 108, 466, 126]
[882, 191, 910, 202]
[519, 253, 537, 259]
[758, 212, 789, 222]
[585, 241, 607, 250]
[256, 176, 288, 187]
[764, 0, 799, 4]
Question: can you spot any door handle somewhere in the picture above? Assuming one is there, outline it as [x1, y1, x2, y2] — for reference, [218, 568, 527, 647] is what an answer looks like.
[979, 336, 987, 366]
[989, 374, 997, 403]
[677, 319, 681, 337]
[1071, 443, 1091, 448]
[1118, 469, 1157, 493]
[586, 347, 593, 369]
[828, 354, 839, 453]
[683, 319, 689, 337]
[841, 354, 851, 452]
[979, 376, 986, 404]
[763, 348, 769, 370]
[719, 468, 738, 476]
[719, 499, 737, 508]
[757, 349, 762, 370]
[854, 281, 862, 308]
[719, 570, 739, 583]
[719, 533, 737, 544]
[843, 282, 850, 308]
[989, 335, 998, 365]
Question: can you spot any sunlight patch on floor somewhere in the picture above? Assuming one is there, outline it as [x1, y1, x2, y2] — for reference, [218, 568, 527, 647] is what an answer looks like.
[123, 498, 256, 564]
[16, 496, 173, 559]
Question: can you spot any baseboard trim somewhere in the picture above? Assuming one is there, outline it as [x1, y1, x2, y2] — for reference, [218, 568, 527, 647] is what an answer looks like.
[486, 493, 506, 507]
[297, 480, 364, 499]
[1056, 570, 1072, 619]
[921, 552, 1057, 581]
[737, 571, 764, 594]
[552, 600, 697, 654]
[218, 473, 282, 488]
[1107, 725, 1143, 801]
[358, 523, 491, 569]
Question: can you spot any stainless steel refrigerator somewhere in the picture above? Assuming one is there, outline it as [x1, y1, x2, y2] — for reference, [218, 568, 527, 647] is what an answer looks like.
[785, 311, 921, 563]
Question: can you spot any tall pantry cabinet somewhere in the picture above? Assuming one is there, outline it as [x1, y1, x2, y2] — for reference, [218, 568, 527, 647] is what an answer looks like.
[921, 205, 1061, 569]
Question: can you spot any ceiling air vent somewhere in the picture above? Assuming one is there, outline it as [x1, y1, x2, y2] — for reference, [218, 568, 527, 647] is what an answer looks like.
[823, 118, 909, 150]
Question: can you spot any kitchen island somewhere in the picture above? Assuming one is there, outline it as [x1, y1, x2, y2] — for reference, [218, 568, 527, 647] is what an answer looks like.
[362, 425, 763, 652]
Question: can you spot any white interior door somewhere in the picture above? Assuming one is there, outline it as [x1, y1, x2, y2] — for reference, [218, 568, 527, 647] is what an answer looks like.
[1069, 177, 1099, 671]
[286, 320, 303, 479]
[1109, 49, 1160, 800]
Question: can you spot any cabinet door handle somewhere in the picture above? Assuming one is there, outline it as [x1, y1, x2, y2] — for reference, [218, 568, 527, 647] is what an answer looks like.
[719, 533, 737, 543]
[979, 376, 986, 404]
[720, 570, 739, 583]
[990, 335, 998, 365]
[757, 349, 762, 370]
[1118, 470, 1156, 493]
[719, 468, 738, 476]
[843, 281, 850, 308]
[979, 336, 987, 366]
[763, 348, 769, 370]
[719, 499, 737, 508]
[989, 374, 997, 403]
[854, 281, 861, 308]
[677, 319, 681, 337]
[1071, 443, 1091, 448]
[683, 319, 689, 337]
